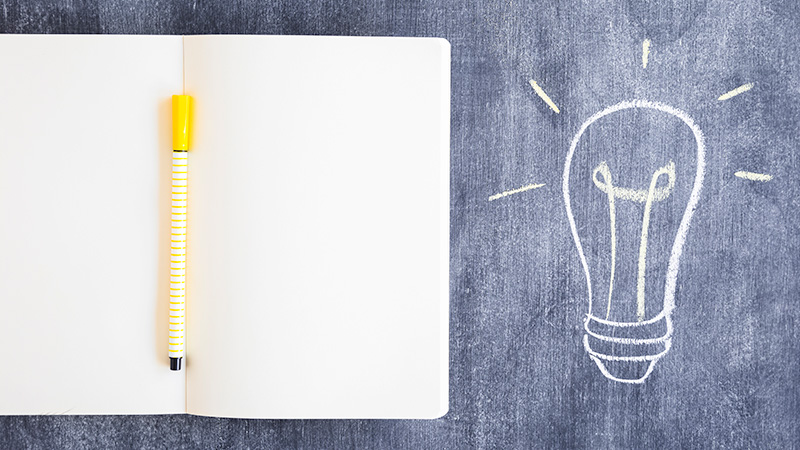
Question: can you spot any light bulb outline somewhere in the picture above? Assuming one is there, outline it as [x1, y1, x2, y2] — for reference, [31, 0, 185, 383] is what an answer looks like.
[562, 99, 706, 383]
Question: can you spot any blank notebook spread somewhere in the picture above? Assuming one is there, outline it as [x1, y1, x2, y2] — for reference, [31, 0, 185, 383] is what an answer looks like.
[0, 35, 450, 419]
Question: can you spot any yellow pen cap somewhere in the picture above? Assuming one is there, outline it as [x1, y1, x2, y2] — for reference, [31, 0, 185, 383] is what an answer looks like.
[172, 95, 192, 150]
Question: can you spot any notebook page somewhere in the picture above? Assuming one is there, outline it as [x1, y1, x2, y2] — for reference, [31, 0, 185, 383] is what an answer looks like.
[184, 35, 450, 418]
[0, 35, 185, 414]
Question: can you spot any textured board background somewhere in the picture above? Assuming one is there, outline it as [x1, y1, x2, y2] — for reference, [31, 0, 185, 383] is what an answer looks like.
[2, 0, 800, 448]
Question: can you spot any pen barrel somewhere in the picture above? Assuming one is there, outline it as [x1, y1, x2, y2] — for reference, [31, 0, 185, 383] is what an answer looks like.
[169, 150, 188, 360]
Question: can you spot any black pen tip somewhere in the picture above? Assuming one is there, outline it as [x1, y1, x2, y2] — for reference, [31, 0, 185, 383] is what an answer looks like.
[170, 357, 182, 371]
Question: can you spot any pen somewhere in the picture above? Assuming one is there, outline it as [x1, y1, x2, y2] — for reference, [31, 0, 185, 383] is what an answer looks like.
[169, 95, 191, 371]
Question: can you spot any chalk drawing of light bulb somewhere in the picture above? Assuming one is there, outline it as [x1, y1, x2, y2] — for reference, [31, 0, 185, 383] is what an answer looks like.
[562, 100, 705, 384]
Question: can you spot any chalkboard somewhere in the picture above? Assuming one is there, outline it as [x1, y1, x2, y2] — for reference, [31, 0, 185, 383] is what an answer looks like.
[1, 0, 799, 448]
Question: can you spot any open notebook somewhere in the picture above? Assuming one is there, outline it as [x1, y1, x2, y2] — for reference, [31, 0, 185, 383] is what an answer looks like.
[0, 35, 450, 419]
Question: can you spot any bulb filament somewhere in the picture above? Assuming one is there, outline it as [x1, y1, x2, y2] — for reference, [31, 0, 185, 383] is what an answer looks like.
[592, 161, 676, 321]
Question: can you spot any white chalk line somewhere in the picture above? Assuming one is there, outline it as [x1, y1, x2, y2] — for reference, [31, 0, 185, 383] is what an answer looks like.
[588, 355, 659, 384]
[718, 83, 754, 101]
[488, 183, 545, 201]
[642, 39, 651, 69]
[584, 334, 671, 362]
[589, 310, 667, 327]
[562, 100, 706, 383]
[584, 315, 673, 345]
[529, 80, 561, 114]
[734, 171, 772, 182]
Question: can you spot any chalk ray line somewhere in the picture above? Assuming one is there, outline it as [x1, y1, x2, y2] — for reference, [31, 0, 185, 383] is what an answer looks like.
[642, 39, 651, 68]
[734, 171, 772, 182]
[529, 80, 561, 113]
[718, 83, 754, 101]
[488, 183, 545, 201]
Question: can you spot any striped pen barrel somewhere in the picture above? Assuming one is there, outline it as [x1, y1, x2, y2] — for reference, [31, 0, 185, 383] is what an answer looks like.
[169, 95, 192, 371]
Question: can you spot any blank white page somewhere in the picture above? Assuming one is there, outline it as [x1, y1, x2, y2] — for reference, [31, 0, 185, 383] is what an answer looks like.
[0, 35, 185, 414]
[184, 35, 450, 418]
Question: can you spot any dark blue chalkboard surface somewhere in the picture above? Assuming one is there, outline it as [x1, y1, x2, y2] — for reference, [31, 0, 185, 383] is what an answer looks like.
[1, 0, 799, 447]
